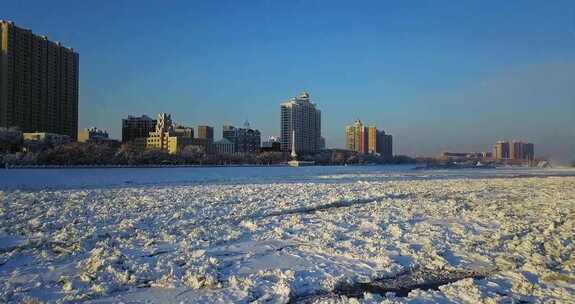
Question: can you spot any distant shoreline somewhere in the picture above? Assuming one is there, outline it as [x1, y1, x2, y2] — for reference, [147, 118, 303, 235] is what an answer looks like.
[3, 163, 406, 170]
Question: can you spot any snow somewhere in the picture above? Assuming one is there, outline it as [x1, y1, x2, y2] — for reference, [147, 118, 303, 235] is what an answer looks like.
[0, 167, 574, 303]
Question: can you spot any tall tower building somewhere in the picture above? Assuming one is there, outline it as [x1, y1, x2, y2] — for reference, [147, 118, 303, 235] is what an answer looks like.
[346, 120, 366, 153]
[0, 21, 79, 139]
[280, 92, 322, 154]
[367, 126, 377, 154]
[380, 133, 393, 158]
[523, 142, 534, 161]
[510, 141, 523, 160]
[493, 141, 510, 160]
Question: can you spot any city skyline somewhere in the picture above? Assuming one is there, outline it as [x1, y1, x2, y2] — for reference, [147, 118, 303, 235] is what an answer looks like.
[1, 2, 574, 162]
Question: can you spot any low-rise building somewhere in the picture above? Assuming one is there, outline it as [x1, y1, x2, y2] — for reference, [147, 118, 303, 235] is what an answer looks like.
[222, 124, 261, 154]
[23, 132, 71, 145]
[213, 138, 235, 155]
[78, 127, 111, 143]
[0, 127, 23, 153]
[23, 132, 71, 152]
[260, 136, 281, 152]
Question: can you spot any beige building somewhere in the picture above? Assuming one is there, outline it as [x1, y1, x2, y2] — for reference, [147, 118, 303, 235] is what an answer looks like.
[0, 21, 79, 139]
[23, 132, 71, 144]
[146, 113, 206, 154]
[367, 126, 377, 154]
[346, 120, 366, 153]
[493, 141, 510, 160]
[280, 92, 322, 154]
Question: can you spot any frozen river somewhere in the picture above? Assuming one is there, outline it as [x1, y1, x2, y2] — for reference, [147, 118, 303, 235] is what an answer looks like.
[1, 166, 575, 303]
[1, 165, 575, 189]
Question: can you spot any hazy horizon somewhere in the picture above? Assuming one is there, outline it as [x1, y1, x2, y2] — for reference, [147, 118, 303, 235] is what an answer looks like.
[2, 1, 574, 162]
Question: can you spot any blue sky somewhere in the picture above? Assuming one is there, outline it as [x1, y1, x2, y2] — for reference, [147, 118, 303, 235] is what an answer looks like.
[2, 1, 574, 162]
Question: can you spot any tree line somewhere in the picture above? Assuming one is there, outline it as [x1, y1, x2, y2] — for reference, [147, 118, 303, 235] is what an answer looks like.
[1, 141, 415, 167]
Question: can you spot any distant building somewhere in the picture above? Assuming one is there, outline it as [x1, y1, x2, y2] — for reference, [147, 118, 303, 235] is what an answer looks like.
[222, 124, 261, 154]
[146, 113, 174, 151]
[440, 152, 489, 161]
[319, 136, 326, 150]
[146, 113, 204, 154]
[122, 115, 157, 143]
[510, 141, 534, 161]
[510, 141, 522, 160]
[197, 125, 214, 142]
[0, 127, 23, 153]
[346, 120, 393, 158]
[380, 133, 393, 158]
[0, 21, 79, 139]
[260, 136, 281, 152]
[493, 141, 510, 160]
[523, 142, 534, 161]
[174, 124, 194, 139]
[367, 126, 377, 154]
[261, 136, 280, 148]
[78, 127, 109, 143]
[23, 132, 71, 145]
[23, 132, 71, 152]
[493, 140, 534, 161]
[346, 120, 367, 153]
[213, 138, 235, 155]
[280, 92, 322, 154]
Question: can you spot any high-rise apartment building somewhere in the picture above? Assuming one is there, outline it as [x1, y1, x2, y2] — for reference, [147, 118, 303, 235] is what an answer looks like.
[510, 141, 522, 160]
[197, 125, 214, 142]
[510, 140, 534, 161]
[122, 115, 157, 143]
[346, 120, 393, 158]
[346, 120, 367, 153]
[0, 21, 79, 138]
[280, 92, 322, 154]
[222, 124, 261, 154]
[379, 133, 393, 158]
[493, 141, 510, 160]
[367, 126, 377, 154]
[522, 142, 534, 161]
[493, 140, 533, 160]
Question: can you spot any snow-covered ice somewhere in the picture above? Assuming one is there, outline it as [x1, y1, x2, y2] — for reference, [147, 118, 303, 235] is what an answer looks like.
[0, 168, 574, 303]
